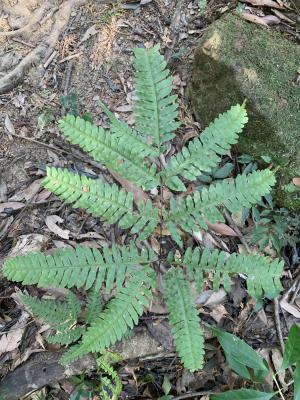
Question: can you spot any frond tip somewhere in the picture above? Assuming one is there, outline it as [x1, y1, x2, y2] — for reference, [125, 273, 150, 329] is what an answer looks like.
[163, 104, 248, 191]
[163, 268, 204, 371]
[133, 44, 179, 149]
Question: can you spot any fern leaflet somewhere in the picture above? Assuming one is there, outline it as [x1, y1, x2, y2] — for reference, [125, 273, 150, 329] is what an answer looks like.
[163, 104, 248, 191]
[42, 167, 158, 240]
[60, 267, 155, 364]
[86, 285, 104, 325]
[47, 326, 85, 345]
[182, 247, 283, 301]
[59, 115, 158, 189]
[19, 291, 80, 328]
[163, 268, 204, 371]
[100, 101, 159, 158]
[133, 44, 179, 150]
[3, 242, 156, 291]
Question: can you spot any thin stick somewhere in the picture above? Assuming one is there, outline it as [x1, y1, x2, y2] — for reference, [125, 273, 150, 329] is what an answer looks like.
[173, 391, 219, 400]
[273, 373, 286, 400]
[274, 296, 285, 354]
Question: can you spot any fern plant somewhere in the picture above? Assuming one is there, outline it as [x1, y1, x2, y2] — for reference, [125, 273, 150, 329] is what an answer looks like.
[3, 44, 284, 375]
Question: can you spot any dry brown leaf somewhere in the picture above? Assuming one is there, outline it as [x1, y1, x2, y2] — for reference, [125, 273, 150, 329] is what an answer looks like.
[241, 0, 284, 8]
[45, 215, 70, 240]
[273, 9, 295, 23]
[280, 294, 300, 318]
[210, 305, 228, 323]
[76, 232, 104, 239]
[0, 182, 7, 202]
[262, 15, 281, 24]
[9, 180, 41, 201]
[4, 115, 15, 139]
[115, 104, 132, 112]
[154, 227, 171, 236]
[109, 170, 149, 204]
[0, 216, 13, 237]
[240, 12, 270, 27]
[9, 234, 48, 257]
[198, 289, 227, 307]
[292, 177, 300, 187]
[79, 24, 98, 44]
[150, 235, 161, 254]
[0, 201, 24, 213]
[0, 312, 29, 355]
[206, 220, 238, 236]
[35, 189, 52, 203]
[271, 348, 286, 386]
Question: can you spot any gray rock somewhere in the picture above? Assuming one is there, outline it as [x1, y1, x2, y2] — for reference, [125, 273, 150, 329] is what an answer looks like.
[189, 14, 300, 210]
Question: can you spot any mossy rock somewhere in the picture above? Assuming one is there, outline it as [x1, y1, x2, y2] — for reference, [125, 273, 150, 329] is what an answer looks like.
[189, 14, 300, 211]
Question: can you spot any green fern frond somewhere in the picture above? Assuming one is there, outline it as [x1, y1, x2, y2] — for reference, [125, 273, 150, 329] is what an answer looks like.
[60, 267, 155, 364]
[163, 104, 248, 191]
[167, 169, 276, 244]
[100, 101, 159, 158]
[59, 115, 159, 189]
[163, 268, 204, 371]
[86, 285, 104, 325]
[97, 353, 122, 400]
[133, 44, 179, 149]
[19, 291, 80, 327]
[182, 247, 283, 301]
[3, 242, 156, 291]
[42, 167, 159, 240]
[47, 326, 85, 345]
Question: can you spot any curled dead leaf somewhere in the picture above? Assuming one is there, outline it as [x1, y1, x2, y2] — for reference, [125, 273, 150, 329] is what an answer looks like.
[45, 215, 70, 240]
[292, 177, 300, 188]
[280, 294, 300, 318]
[109, 170, 149, 204]
[239, 12, 270, 27]
[205, 220, 238, 236]
[0, 201, 24, 213]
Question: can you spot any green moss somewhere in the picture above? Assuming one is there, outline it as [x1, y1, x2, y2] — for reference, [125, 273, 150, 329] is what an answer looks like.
[189, 14, 300, 210]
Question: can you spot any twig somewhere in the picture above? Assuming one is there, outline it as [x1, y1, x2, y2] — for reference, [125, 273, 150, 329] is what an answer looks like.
[223, 208, 251, 253]
[43, 50, 58, 69]
[164, 0, 185, 63]
[8, 132, 64, 154]
[274, 297, 285, 354]
[290, 277, 300, 304]
[63, 60, 74, 96]
[59, 52, 83, 63]
[11, 38, 35, 48]
[273, 373, 286, 400]
[173, 391, 218, 399]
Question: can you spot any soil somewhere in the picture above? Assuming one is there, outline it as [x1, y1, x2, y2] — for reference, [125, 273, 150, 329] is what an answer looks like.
[0, 0, 299, 398]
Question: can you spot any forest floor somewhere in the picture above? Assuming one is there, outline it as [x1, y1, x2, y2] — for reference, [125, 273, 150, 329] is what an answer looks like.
[0, 0, 299, 399]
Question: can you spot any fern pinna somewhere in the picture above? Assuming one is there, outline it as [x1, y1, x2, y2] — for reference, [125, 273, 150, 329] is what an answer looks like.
[3, 44, 283, 374]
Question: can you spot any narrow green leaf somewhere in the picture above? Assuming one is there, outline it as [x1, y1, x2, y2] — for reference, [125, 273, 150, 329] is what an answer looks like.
[212, 389, 274, 400]
[214, 328, 269, 382]
[282, 324, 300, 369]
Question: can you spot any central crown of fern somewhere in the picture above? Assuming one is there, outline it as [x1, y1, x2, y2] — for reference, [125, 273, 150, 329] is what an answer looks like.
[3, 44, 283, 373]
